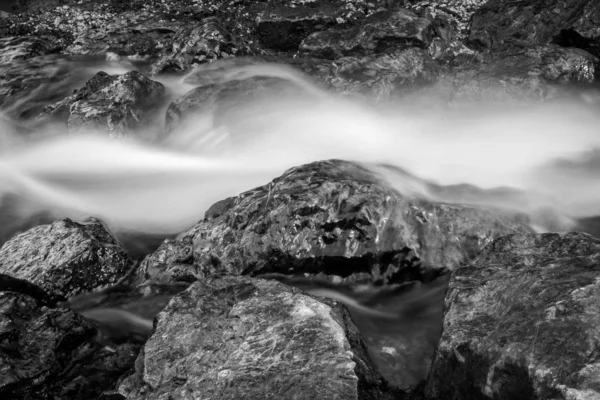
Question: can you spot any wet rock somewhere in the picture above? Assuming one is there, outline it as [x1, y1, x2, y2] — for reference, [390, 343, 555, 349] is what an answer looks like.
[469, 0, 599, 53]
[300, 9, 434, 59]
[42, 70, 117, 124]
[323, 48, 440, 100]
[149, 17, 241, 75]
[254, 1, 342, 52]
[43, 70, 166, 135]
[0, 290, 140, 399]
[139, 160, 533, 285]
[450, 45, 599, 105]
[164, 69, 317, 136]
[0, 217, 132, 300]
[118, 275, 401, 400]
[66, 19, 172, 57]
[404, 0, 488, 39]
[425, 232, 600, 400]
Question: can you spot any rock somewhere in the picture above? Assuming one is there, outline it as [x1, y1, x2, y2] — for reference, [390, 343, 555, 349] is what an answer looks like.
[138, 160, 533, 285]
[254, 1, 344, 52]
[118, 275, 401, 400]
[300, 9, 434, 59]
[0, 217, 132, 300]
[323, 48, 440, 100]
[469, 0, 599, 53]
[46, 70, 166, 136]
[66, 20, 172, 57]
[449, 45, 599, 105]
[0, 290, 140, 399]
[424, 232, 600, 400]
[149, 17, 241, 75]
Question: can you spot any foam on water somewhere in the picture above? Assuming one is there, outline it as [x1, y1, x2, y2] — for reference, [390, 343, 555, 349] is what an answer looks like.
[0, 60, 599, 236]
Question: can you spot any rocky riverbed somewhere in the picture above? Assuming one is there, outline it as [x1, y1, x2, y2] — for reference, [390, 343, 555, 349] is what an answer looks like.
[0, 0, 599, 399]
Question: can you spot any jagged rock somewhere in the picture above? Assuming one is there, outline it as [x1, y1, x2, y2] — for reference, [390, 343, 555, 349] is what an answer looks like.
[149, 17, 242, 75]
[323, 48, 440, 100]
[424, 232, 600, 400]
[0, 217, 132, 300]
[66, 19, 173, 57]
[253, 0, 364, 52]
[300, 9, 434, 59]
[449, 44, 599, 105]
[0, 291, 140, 399]
[404, 0, 488, 39]
[43, 70, 166, 135]
[118, 275, 401, 400]
[469, 0, 599, 54]
[138, 160, 533, 285]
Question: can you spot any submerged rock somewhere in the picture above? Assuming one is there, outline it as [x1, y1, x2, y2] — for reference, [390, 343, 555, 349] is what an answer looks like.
[425, 232, 600, 400]
[139, 160, 533, 285]
[0, 217, 132, 300]
[118, 275, 401, 400]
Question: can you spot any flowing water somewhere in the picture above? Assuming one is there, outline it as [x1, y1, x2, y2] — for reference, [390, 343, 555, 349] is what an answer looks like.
[1, 56, 599, 386]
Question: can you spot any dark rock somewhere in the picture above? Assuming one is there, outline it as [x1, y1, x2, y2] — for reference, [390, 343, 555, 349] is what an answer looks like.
[43, 70, 166, 135]
[118, 275, 402, 400]
[323, 48, 440, 100]
[139, 160, 533, 285]
[0, 290, 140, 399]
[424, 232, 600, 399]
[449, 45, 599, 105]
[149, 17, 241, 75]
[0, 217, 132, 300]
[254, 1, 341, 52]
[300, 9, 434, 59]
[469, 0, 599, 54]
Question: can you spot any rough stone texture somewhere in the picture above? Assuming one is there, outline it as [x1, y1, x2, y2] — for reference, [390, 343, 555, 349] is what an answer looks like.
[323, 48, 440, 100]
[300, 9, 434, 59]
[0, 217, 132, 300]
[118, 275, 401, 400]
[424, 232, 600, 400]
[449, 45, 599, 105]
[65, 70, 165, 135]
[138, 160, 533, 285]
[149, 17, 242, 75]
[0, 291, 141, 399]
[254, 1, 340, 52]
[468, 0, 599, 53]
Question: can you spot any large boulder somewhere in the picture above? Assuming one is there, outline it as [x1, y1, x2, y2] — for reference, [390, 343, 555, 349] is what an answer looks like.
[0, 217, 132, 300]
[118, 275, 401, 400]
[138, 160, 533, 285]
[425, 232, 600, 399]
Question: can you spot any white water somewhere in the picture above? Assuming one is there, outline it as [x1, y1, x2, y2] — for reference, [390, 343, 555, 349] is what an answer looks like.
[1, 59, 599, 237]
